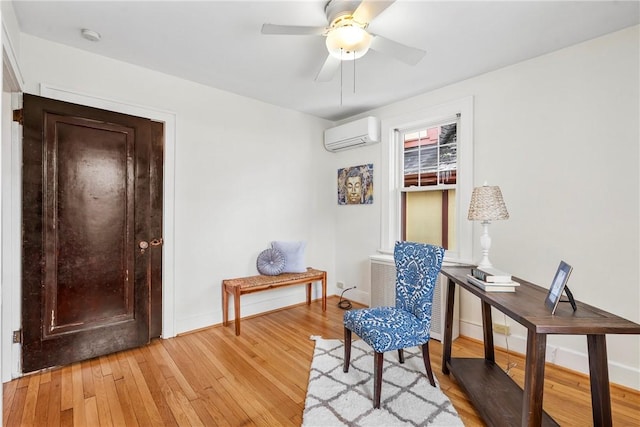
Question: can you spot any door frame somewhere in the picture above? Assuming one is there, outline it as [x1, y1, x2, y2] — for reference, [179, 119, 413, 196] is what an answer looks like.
[2, 16, 25, 385]
[4, 84, 177, 378]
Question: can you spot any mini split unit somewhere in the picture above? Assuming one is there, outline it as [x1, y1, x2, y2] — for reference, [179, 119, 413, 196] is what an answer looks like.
[324, 116, 381, 152]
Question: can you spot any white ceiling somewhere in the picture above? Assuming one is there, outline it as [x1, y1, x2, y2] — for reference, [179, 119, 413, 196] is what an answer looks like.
[11, 0, 640, 121]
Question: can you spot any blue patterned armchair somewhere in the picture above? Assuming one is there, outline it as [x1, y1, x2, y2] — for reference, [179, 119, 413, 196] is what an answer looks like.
[343, 241, 445, 408]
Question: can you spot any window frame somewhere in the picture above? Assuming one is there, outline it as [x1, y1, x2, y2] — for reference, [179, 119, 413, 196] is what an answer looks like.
[399, 117, 459, 249]
[379, 96, 474, 263]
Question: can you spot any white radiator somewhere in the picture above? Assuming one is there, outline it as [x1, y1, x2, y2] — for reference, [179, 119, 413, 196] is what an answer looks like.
[370, 255, 459, 342]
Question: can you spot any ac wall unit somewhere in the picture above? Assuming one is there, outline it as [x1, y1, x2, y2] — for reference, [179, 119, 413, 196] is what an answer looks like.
[370, 255, 459, 342]
[324, 116, 381, 152]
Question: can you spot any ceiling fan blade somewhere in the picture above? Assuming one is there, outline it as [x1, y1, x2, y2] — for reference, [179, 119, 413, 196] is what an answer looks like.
[315, 55, 341, 82]
[370, 34, 426, 65]
[261, 23, 326, 36]
[352, 0, 396, 23]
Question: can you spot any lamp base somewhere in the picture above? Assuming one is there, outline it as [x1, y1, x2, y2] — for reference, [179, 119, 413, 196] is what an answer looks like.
[476, 257, 493, 269]
[477, 221, 493, 269]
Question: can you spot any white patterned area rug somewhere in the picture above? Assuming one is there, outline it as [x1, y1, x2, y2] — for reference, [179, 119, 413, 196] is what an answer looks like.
[302, 337, 463, 427]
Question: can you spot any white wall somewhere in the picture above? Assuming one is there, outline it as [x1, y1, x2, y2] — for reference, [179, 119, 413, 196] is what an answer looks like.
[17, 34, 336, 335]
[0, 5, 4, 416]
[331, 25, 639, 389]
[331, 145, 381, 304]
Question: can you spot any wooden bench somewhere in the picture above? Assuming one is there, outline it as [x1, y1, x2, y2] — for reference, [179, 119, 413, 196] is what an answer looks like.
[222, 267, 327, 335]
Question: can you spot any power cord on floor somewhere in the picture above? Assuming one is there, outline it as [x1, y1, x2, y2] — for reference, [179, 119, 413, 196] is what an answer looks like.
[338, 286, 356, 310]
[502, 314, 517, 376]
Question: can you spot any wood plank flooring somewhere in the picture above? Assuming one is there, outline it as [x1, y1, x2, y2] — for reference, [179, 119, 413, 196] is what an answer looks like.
[4, 296, 639, 426]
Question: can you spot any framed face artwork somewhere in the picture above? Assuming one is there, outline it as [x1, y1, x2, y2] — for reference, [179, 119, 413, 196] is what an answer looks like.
[338, 164, 373, 205]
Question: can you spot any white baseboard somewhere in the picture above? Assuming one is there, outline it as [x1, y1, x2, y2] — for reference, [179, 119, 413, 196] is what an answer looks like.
[175, 312, 217, 336]
[175, 285, 326, 335]
[173, 302, 640, 391]
[342, 288, 369, 306]
[459, 319, 640, 391]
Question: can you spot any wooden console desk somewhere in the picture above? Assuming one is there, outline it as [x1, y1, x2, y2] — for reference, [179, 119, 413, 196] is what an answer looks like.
[222, 268, 326, 336]
[440, 266, 640, 427]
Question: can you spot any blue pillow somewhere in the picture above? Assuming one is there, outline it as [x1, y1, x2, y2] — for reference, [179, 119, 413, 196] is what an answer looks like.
[271, 241, 307, 273]
[256, 248, 286, 276]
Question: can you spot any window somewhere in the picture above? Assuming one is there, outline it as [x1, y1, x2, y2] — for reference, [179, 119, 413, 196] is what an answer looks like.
[379, 97, 473, 263]
[402, 122, 457, 188]
[401, 119, 458, 250]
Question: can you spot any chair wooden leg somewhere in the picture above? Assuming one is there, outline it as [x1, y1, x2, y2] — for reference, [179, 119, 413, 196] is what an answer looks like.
[421, 342, 436, 387]
[373, 352, 384, 409]
[397, 349, 404, 363]
[343, 327, 352, 373]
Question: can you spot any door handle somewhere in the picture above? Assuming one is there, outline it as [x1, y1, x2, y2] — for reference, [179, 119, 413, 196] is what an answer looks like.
[139, 238, 162, 254]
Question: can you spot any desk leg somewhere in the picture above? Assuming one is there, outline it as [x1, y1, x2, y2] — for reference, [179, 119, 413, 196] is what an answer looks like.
[233, 288, 241, 336]
[522, 331, 546, 427]
[321, 273, 327, 311]
[222, 283, 228, 326]
[306, 282, 311, 305]
[481, 301, 495, 362]
[442, 278, 456, 375]
[587, 334, 612, 427]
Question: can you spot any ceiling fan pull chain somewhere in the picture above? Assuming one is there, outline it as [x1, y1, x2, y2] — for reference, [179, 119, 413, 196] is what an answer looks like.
[340, 48, 344, 106]
[353, 50, 356, 94]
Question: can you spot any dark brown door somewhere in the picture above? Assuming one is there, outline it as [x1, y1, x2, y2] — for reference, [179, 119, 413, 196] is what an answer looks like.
[21, 94, 162, 373]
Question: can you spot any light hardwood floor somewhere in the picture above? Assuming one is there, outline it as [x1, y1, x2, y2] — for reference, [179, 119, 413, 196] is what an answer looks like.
[4, 296, 639, 426]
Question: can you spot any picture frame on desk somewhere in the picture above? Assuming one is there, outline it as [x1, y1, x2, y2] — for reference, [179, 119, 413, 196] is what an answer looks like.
[544, 260, 575, 314]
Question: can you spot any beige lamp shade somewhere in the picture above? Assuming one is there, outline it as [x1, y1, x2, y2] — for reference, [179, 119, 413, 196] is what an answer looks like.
[467, 185, 509, 221]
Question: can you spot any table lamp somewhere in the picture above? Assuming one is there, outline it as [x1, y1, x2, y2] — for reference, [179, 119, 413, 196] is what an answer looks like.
[467, 184, 509, 268]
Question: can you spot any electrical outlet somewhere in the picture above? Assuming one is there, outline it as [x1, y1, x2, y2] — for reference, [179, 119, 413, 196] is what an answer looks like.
[337, 281, 344, 289]
[493, 323, 510, 335]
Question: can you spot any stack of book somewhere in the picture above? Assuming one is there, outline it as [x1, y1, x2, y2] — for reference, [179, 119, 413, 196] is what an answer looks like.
[466, 267, 519, 292]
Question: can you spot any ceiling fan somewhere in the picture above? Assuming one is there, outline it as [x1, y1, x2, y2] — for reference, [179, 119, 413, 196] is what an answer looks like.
[261, 0, 426, 82]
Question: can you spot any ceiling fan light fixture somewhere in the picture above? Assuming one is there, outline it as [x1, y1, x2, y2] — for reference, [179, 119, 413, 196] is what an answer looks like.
[325, 24, 372, 60]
